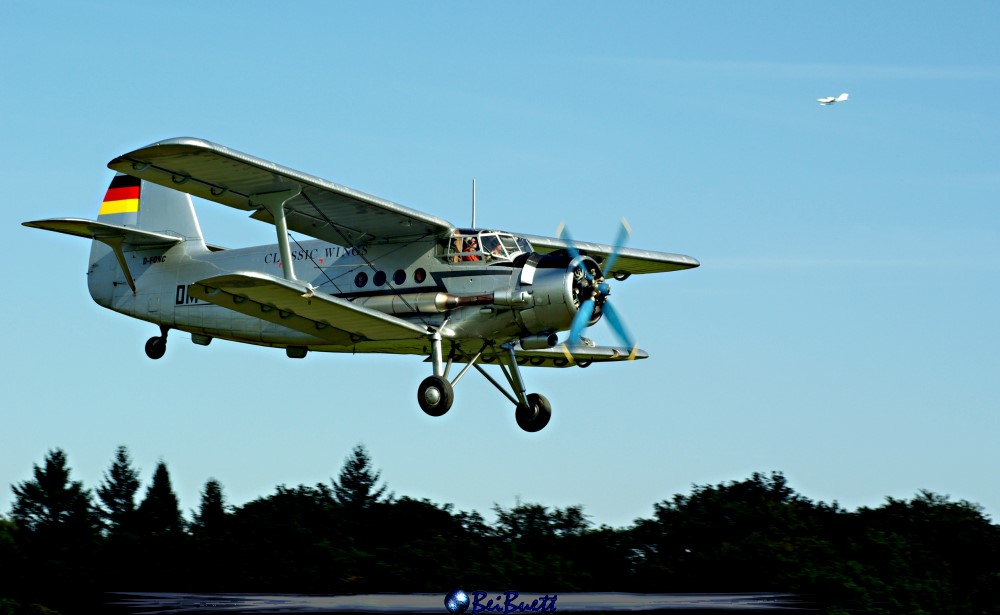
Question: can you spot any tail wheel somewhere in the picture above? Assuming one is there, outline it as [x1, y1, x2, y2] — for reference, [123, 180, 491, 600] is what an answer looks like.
[144, 336, 166, 360]
[515, 393, 551, 432]
[418, 375, 454, 417]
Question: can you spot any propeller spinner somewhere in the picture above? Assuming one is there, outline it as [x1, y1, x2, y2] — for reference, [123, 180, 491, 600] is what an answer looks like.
[558, 219, 637, 359]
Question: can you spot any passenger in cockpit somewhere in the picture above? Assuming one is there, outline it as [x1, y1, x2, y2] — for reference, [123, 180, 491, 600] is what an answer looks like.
[462, 237, 481, 261]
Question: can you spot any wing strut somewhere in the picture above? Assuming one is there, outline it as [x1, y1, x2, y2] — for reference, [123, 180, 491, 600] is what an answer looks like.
[251, 187, 302, 281]
[101, 236, 138, 294]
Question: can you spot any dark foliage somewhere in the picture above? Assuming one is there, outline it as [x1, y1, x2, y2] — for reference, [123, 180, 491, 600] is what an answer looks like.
[132, 460, 187, 588]
[95, 445, 143, 589]
[7, 449, 101, 609]
[331, 444, 389, 510]
[4, 449, 1000, 615]
[96, 445, 141, 537]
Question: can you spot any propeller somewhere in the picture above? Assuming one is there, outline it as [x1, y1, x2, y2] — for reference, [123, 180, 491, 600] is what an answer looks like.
[557, 219, 637, 359]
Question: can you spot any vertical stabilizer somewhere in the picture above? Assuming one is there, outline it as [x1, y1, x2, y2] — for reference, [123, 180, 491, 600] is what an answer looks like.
[98, 173, 206, 247]
[87, 174, 208, 304]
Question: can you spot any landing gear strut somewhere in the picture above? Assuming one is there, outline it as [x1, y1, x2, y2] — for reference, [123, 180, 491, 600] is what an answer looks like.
[417, 334, 553, 432]
[144, 326, 169, 360]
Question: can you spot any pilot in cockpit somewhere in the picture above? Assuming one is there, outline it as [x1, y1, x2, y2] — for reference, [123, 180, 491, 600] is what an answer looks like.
[480, 234, 504, 259]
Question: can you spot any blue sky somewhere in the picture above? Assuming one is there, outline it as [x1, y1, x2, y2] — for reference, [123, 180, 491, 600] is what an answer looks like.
[2, 2, 998, 529]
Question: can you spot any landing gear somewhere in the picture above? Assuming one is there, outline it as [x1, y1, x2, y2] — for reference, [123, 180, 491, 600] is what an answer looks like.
[144, 326, 169, 360]
[417, 333, 553, 432]
[516, 393, 552, 433]
[418, 375, 454, 417]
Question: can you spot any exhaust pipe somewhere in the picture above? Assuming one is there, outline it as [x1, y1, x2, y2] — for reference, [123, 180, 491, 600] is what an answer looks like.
[351, 292, 494, 315]
[520, 333, 558, 350]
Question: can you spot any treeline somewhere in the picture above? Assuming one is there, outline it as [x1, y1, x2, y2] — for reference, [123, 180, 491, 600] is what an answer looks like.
[2, 445, 1000, 614]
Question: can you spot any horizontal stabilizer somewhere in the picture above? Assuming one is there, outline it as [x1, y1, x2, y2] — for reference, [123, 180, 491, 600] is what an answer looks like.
[23, 218, 183, 294]
[188, 271, 429, 345]
[22, 218, 182, 247]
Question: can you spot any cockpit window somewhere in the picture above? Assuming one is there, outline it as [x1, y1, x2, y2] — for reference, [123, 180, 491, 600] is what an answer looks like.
[438, 230, 532, 263]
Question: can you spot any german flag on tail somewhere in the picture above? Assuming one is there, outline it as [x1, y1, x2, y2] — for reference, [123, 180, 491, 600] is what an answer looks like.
[99, 174, 141, 215]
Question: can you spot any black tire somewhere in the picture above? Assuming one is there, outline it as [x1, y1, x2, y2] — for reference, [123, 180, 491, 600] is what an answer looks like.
[515, 393, 552, 432]
[144, 336, 166, 360]
[417, 375, 454, 417]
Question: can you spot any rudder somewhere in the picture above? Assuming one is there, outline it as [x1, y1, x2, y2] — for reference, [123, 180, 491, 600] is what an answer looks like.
[98, 173, 206, 247]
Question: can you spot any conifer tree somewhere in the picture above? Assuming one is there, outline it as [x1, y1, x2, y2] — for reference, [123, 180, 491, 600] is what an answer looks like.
[96, 445, 140, 536]
[191, 478, 228, 537]
[136, 460, 185, 538]
[190, 478, 233, 589]
[331, 444, 388, 510]
[132, 460, 186, 585]
[10, 449, 97, 540]
[9, 449, 99, 597]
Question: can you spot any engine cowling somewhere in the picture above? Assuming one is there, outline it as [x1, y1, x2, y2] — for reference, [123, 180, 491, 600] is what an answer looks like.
[515, 253, 604, 335]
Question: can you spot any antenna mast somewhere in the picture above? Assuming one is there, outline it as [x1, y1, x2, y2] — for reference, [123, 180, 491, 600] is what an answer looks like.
[472, 179, 477, 228]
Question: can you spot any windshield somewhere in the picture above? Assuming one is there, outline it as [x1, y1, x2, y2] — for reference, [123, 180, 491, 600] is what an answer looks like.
[439, 231, 533, 263]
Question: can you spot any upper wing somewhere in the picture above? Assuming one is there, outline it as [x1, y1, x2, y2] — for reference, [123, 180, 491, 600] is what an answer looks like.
[516, 232, 699, 276]
[188, 271, 430, 346]
[107, 137, 455, 247]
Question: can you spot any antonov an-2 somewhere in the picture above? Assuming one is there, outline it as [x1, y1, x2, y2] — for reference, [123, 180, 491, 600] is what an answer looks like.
[24, 138, 699, 432]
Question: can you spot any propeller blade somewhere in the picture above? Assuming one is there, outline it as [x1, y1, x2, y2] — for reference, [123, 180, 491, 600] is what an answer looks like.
[601, 217, 631, 277]
[601, 300, 638, 358]
[568, 298, 595, 346]
[557, 223, 591, 280]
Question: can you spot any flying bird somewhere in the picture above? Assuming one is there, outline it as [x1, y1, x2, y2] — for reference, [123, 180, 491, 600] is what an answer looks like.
[818, 93, 849, 106]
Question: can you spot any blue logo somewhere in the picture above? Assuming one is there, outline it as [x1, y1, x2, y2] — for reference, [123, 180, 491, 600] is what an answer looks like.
[445, 589, 471, 614]
[444, 591, 558, 614]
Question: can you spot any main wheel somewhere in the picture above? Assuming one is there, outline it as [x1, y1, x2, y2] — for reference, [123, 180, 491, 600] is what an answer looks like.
[515, 393, 552, 433]
[144, 336, 166, 360]
[417, 375, 454, 417]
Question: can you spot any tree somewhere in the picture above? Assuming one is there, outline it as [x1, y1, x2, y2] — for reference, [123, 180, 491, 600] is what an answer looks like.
[0, 515, 21, 603]
[491, 501, 593, 589]
[136, 460, 185, 539]
[8, 449, 99, 602]
[230, 484, 339, 592]
[631, 472, 838, 592]
[96, 445, 141, 536]
[10, 449, 96, 538]
[331, 444, 388, 510]
[191, 478, 229, 537]
[190, 478, 234, 590]
[847, 491, 1000, 614]
[134, 460, 186, 586]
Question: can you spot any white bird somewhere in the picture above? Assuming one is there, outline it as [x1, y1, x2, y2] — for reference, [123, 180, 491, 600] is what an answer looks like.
[818, 93, 849, 106]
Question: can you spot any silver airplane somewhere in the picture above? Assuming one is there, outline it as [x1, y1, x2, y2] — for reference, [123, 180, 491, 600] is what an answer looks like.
[24, 138, 699, 432]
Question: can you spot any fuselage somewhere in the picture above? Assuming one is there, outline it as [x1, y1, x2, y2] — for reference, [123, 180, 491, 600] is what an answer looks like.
[87, 231, 586, 353]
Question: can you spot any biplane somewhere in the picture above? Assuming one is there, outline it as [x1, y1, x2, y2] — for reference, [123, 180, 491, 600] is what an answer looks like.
[24, 138, 698, 432]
